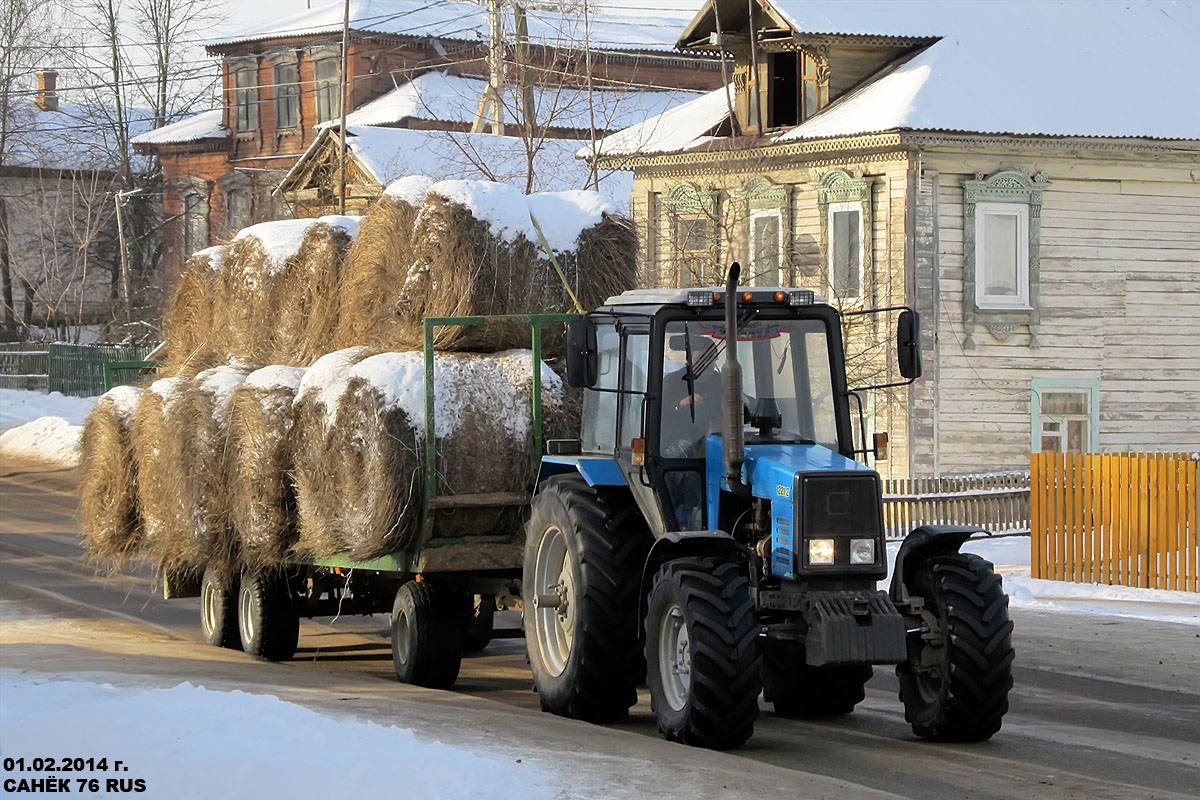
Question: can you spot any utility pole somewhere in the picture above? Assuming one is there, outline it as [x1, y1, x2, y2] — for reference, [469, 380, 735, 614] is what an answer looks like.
[338, 0, 351, 213]
[471, 0, 505, 134]
[583, 0, 598, 189]
[113, 189, 142, 325]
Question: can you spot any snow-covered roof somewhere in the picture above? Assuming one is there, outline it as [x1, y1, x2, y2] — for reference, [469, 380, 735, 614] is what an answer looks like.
[597, 0, 1200, 154]
[207, 0, 697, 54]
[131, 109, 228, 146]
[338, 70, 703, 134]
[582, 85, 732, 159]
[2, 100, 154, 171]
[323, 125, 633, 211]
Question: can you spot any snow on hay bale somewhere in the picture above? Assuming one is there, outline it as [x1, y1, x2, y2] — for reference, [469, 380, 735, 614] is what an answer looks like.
[290, 346, 377, 558]
[131, 377, 191, 565]
[227, 365, 307, 570]
[334, 176, 434, 350]
[79, 386, 144, 564]
[356, 180, 636, 353]
[163, 246, 225, 376]
[272, 215, 360, 365]
[317, 350, 566, 561]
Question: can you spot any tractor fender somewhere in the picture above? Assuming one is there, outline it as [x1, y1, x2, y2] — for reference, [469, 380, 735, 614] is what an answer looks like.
[889, 524, 987, 604]
[637, 531, 751, 638]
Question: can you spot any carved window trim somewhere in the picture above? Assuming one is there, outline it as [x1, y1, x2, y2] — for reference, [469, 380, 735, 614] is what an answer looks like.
[734, 176, 792, 285]
[812, 168, 873, 306]
[961, 168, 1051, 348]
[661, 183, 719, 288]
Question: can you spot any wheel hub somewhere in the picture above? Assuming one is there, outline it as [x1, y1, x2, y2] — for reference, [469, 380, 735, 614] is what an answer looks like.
[658, 605, 691, 712]
[533, 525, 575, 678]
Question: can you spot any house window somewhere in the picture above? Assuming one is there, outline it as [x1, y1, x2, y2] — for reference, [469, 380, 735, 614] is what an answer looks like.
[315, 59, 341, 122]
[275, 63, 300, 129]
[767, 51, 822, 129]
[975, 202, 1029, 308]
[674, 215, 710, 287]
[749, 207, 782, 286]
[234, 67, 258, 132]
[827, 201, 862, 300]
[226, 189, 250, 232]
[1032, 379, 1099, 454]
[183, 193, 207, 254]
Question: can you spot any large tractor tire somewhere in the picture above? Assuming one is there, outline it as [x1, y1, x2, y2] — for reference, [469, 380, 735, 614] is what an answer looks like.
[644, 557, 761, 749]
[897, 553, 1014, 742]
[761, 638, 871, 716]
[391, 580, 463, 689]
[199, 565, 241, 650]
[523, 476, 647, 723]
[237, 571, 300, 661]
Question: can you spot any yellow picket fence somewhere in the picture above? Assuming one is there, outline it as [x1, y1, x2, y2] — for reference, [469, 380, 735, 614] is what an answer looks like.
[1030, 452, 1200, 591]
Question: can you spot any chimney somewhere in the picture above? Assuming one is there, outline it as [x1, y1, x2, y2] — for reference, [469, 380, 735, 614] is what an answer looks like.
[35, 69, 58, 112]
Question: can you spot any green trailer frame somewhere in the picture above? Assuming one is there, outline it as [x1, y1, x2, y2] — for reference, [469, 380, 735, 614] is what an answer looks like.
[295, 312, 578, 576]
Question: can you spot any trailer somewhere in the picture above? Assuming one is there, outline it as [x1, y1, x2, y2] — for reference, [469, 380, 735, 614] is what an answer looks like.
[173, 265, 1014, 750]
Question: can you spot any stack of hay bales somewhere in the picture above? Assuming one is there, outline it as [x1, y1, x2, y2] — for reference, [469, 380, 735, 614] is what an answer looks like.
[227, 364, 307, 569]
[79, 386, 144, 564]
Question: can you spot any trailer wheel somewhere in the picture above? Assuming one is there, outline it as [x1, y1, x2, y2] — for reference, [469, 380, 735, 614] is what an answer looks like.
[237, 571, 299, 661]
[898, 553, 1014, 742]
[761, 638, 871, 716]
[199, 566, 241, 650]
[524, 476, 647, 723]
[644, 557, 760, 749]
[462, 595, 496, 654]
[391, 581, 462, 689]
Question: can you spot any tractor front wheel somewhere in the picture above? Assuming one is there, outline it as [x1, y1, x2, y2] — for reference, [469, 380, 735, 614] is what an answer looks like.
[644, 557, 760, 749]
[897, 553, 1014, 741]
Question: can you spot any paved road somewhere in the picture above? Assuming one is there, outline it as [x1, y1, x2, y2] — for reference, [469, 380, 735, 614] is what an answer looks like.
[2, 458, 1198, 799]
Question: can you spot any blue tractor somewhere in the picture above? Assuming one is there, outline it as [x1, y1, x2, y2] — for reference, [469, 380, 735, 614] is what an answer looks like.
[524, 264, 1014, 749]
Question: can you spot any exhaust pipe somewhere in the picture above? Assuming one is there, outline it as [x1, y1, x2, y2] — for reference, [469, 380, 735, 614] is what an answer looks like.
[723, 263, 750, 499]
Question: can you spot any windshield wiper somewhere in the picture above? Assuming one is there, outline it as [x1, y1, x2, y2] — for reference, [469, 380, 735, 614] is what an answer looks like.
[683, 330, 696, 423]
[686, 309, 753, 382]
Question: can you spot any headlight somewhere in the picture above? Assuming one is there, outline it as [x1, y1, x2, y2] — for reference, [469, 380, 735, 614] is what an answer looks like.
[808, 538, 835, 565]
[850, 538, 876, 565]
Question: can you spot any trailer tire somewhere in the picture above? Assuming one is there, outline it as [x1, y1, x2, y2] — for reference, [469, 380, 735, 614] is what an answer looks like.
[645, 557, 761, 749]
[761, 639, 870, 716]
[524, 476, 647, 723]
[462, 595, 496, 654]
[200, 566, 241, 650]
[237, 571, 299, 661]
[391, 581, 462, 689]
[898, 553, 1014, 742]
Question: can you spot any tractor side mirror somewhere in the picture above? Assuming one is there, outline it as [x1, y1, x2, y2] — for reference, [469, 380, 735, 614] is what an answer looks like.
[565, 317, 598, 388]
[897, 310, 922, 380]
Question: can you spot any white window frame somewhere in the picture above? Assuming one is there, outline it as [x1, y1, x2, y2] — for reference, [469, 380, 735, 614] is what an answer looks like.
[1030, 377, 1100, 454]
[748, 206, 783, 286]
[975, 201, 1030, 310]
[826, 200, 864, 301]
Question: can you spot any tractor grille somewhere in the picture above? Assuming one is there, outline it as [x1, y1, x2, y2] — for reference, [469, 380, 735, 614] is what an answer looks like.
[799, 473, 882, 540]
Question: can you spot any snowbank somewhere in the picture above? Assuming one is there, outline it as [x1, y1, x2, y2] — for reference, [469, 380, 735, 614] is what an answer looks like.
[0, 389, 100, 465]
[0, 388, 98, 433]
[0, 672, 554, 800]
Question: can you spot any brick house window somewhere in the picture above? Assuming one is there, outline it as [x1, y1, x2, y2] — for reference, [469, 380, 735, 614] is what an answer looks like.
[315, 59, 341, 122]
[183, 193, 208, 254]
[275, 63, 300, 129]
[226, 189, 250, 232]
[234, 67, 258, 132]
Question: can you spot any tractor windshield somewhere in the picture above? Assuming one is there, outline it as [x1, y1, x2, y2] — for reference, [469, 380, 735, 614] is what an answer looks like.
[661, 318, 839, 459]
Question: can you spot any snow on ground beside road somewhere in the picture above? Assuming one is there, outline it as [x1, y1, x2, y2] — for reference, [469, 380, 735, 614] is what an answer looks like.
[0, 389, 98, 466]
[0, 671, 555, 800]
[883, 534, 1200, 626]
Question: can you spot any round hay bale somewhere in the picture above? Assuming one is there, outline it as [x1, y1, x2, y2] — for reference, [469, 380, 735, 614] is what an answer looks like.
[130, 377, 192, 565]
[290, 346, 376, 558]
[400, 182, 637, 353]
[272, 216, 360, 365]
[227, 365, 307, 570]
[79, 386, 144, 564]
[330, 350, 566, 561]
[163, 246, 225, 376]
[176, 364, 253, 572]
[334, 176, 433, 350]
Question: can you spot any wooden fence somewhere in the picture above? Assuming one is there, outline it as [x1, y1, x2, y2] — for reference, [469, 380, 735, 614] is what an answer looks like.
[1031, 452, 1200, 591]
[882, 472, 1030, 541]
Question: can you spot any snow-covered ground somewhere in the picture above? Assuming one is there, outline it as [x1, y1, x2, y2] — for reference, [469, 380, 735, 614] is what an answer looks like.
[0, 388, 98, 466]
[884, 535, 1200, 626]
[0, 671, 554, 799]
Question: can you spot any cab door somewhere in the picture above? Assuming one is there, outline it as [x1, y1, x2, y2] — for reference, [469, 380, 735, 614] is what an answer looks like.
[615, 325, 671, 537]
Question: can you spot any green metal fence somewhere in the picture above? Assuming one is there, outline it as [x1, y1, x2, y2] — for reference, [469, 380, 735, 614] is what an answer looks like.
[47, 344, 156, 397]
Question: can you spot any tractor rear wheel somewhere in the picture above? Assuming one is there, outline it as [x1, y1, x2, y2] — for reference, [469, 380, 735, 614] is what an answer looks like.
[523, 476, 646, 723]
[761, 638, 871, 716]
[644, 557, 760, 749]
[897, 553, 1014, 741]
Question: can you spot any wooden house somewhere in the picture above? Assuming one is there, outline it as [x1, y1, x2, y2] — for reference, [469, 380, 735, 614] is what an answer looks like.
[587, 0, 1200, 479]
